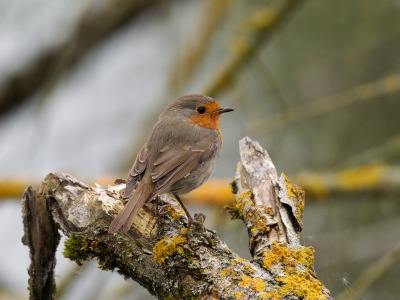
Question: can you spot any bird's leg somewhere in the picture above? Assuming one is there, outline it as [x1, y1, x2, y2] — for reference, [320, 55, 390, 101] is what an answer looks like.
[174, 195, 205, 232]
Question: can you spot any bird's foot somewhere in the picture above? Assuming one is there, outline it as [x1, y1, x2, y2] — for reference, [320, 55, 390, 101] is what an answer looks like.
[186, 213, 206, 233]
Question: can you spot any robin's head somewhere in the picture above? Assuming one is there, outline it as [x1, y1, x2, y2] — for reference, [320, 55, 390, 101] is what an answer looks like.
[164, 94, 233, 130]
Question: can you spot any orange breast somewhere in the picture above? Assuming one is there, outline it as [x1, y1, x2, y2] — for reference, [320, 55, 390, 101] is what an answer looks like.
[189, 102, 223, 146]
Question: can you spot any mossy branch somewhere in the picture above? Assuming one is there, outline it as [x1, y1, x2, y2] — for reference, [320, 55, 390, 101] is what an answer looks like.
[21, 138, 331, 300]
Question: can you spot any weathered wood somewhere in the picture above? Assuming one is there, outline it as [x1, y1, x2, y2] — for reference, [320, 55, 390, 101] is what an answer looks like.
[22, 186, 60, 300]
[21, 137, 331, 300]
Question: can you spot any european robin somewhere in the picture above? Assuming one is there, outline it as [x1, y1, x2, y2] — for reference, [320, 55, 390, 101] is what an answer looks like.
[109, 94, 233, 233]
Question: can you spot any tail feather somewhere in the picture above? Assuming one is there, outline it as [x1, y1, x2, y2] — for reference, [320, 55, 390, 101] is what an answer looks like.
[108, 184, 153, 233]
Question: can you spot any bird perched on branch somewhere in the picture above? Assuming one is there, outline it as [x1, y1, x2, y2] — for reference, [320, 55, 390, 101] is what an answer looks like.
[109, 94, 233, 234]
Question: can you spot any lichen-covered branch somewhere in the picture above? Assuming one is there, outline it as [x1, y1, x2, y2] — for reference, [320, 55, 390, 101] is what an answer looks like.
[21, 138, 331, 300]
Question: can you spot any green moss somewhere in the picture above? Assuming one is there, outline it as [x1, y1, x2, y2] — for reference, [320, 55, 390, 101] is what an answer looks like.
[63, 235, 91, 264]
[230, 180, 238, 194]
[163, 294, 175, 300]
[63, 235, 116, 270]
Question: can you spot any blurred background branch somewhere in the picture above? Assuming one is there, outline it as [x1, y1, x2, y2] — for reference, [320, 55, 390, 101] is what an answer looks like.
[203, 0, 303, 97]
[249, 73, 400, 134]
[0, 0, 163, 117]
[3, 163, 400, 201]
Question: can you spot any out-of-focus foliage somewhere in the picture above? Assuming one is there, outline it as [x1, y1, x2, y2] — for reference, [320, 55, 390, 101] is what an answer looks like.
[1, 0, 400, 299]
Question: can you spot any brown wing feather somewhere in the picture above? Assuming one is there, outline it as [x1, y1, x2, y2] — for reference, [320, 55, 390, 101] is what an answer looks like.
[152, 148, 193, 182]
[125, 145, 148, 197]
[108, 182, 155, 233]
[152, 140, 215, 192]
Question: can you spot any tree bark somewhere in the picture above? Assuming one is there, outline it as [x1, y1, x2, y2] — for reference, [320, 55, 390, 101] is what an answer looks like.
[22, 137, 331, 300]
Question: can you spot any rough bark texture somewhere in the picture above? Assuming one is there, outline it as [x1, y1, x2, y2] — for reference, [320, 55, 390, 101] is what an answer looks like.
[22, 137, 331, 300]
[22, 186, 60, 300]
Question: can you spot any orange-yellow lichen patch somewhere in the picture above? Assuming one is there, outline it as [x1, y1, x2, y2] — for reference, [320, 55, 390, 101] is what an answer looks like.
[153, 235, 186, 265]
[238, 275, 252, 288]
[276, 272, 327, 300]
[253, 277, 266, 292]
[262, 242, 327, 300]
[235, 291, 245, 299]
[234, 190, 253, 216]
[221, 267, 238, 278]
[238, 275, 266, 293]
[251, 215, 271, 235]
[282, 173, 305, 222]
[264, 206, 273, 215]
[263, 242, 315, 272]
[163, 203, 182, 219]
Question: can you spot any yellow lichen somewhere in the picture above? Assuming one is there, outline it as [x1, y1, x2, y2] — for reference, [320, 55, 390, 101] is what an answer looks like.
[252, 216, 271, 235]
[282, 173, 305, 223]
[235, 291, 245, 299]
[262, 242, 327, 300]
[164, 203, 182, 219]
[221, 268, 237, 278]
[263, 242, 315, 272]
[253, 278, 266, 292]
[234, 190, 253, 217]
[293, 247, 315, 274]
[276, 272, 327, 300]
[153, 235, 186, 265]
[238, 275, 252, 288]
[263, 243, 295, 269]
[236, 257, 247, 263]
[238, 275, 266, 293]
[264, 206, 273, 215]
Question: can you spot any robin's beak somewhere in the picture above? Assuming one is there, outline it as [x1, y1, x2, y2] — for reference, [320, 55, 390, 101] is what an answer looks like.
[214, 107, 234, 114]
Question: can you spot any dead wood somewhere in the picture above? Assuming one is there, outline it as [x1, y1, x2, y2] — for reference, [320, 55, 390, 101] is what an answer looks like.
[22, 137, 331, 300]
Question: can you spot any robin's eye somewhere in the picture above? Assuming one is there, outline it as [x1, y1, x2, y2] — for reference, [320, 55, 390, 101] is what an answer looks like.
[197, 106, 206, 114]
